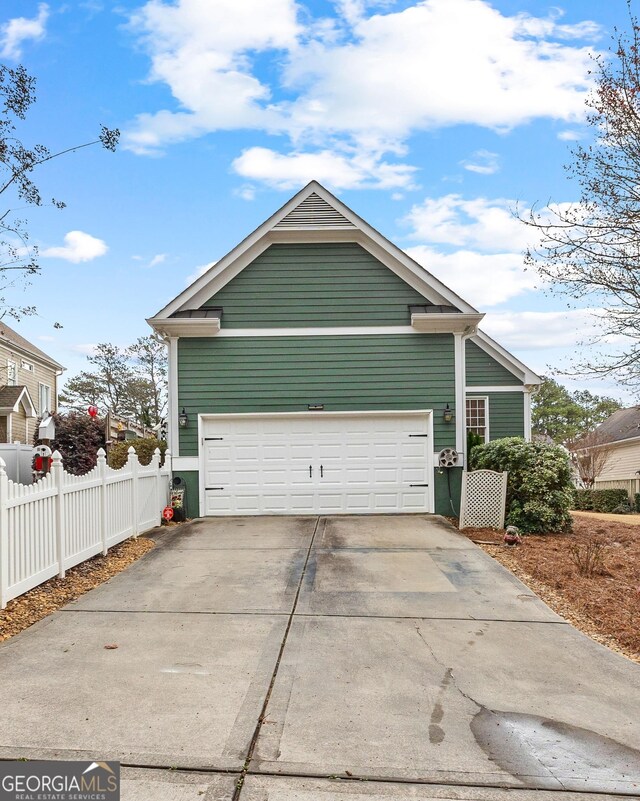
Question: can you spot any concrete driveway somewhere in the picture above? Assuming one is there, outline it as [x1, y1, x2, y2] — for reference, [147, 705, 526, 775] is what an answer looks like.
[0, 515, 638, 800]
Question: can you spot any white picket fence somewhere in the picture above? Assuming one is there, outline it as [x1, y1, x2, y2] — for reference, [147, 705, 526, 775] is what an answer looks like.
[0, 446, 172, 607]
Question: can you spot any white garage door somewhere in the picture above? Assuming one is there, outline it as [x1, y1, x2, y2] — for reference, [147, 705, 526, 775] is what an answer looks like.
[200, 411, 433, 516]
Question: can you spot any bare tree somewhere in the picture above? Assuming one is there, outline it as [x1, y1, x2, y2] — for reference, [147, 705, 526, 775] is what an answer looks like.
[0, 64, 118, 321]
[523, 4, 640, 389]
[567, 430, 616, 488]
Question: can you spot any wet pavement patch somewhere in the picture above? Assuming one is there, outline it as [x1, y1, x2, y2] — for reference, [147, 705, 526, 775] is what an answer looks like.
[471, 708, 640, 794]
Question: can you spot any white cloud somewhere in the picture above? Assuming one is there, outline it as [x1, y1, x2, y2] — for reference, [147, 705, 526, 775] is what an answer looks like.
[461, 150, 500, 175]
[0, 3, 49, 60]
[232, 146, 416, 190]
[185, 260, 216, 285]
[557, 130, 583, 141]
[147, 253, 167, 268]
[124, 0, 300, 154]
[124, 0, 601, 189]
[404, 194, 570, 253]
[41, 231, 108, 263]
[406, 246, 537, 307]
[71, 343, 98, 355]
[481, 309, 602, 350]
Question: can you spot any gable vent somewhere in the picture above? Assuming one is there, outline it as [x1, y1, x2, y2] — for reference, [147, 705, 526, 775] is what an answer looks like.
[275, 193, 356, 229]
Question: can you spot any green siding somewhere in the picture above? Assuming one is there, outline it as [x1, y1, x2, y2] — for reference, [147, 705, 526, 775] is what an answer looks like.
[205, 243, 433, 327]
[487, 392, 525, 439]
[172, 470, 200, 518]
[466, 340, 521, 386]
[178, 334, 458, 458]
[435, 467, 463, 517]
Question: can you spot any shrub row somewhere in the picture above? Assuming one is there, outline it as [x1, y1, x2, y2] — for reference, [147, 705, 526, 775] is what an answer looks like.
[107, 437, 167, 470]
[573, 488, 631, 513]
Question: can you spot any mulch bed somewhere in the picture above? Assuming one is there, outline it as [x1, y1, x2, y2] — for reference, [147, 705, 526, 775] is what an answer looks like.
[0, 536, 156, 643]
[460, 516, 640, 664]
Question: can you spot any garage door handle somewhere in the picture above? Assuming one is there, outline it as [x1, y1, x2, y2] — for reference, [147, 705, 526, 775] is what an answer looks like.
[309, 465, 313, 478]
[320, 465, 323, 478]
[410, 483, 429, 487]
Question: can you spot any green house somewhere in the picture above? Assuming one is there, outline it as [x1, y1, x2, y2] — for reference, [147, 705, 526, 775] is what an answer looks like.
[148, 182, 540, 518]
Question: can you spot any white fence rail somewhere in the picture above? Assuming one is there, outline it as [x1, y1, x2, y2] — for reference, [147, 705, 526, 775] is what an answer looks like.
[593, 478, 640, 499]
[0, 446, 171, 607]
[0, 444, 35, 485]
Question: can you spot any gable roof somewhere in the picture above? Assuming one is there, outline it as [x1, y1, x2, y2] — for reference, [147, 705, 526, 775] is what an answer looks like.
[0, 385, 37, 417]
[151, 181, 478, 319]
[595, 406, 640, 444]
[148, 181, 540, 385]
[0, 321, 64, 370]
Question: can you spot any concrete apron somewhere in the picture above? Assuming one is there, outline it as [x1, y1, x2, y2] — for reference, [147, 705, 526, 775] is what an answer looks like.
[0, 514, 638, 800]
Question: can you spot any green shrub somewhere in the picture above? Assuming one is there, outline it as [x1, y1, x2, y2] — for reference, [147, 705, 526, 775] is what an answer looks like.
[573, 488, 629, 513]
[108, 438, 167, 470]
[635, 493, 640, 512]
[611, 502, 633, 514]
[35, 412, 105, 476]
[466, 430, 484, 470]
[470, 437, 573, 534]
[573, 489, 594, 511]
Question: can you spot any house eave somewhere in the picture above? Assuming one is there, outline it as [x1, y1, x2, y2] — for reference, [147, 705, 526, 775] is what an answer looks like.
[411, 312, 484, 335]
[147, 317, 221, 338]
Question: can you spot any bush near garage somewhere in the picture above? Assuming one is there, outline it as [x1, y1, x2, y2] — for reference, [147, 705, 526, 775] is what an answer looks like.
[573, 488, 630, 513]
[34, 412, 105, 476]
[107, 438, 167, 470]
[470, 437, 573, 534]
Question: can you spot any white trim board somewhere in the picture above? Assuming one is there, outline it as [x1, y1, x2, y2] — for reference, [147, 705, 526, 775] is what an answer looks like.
[173, 456, 199, 471]
[216, 326, 417, 337]
[466, 385, 525, 393]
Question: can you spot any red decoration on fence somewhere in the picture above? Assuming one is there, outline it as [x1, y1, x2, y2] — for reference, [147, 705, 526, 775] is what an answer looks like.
[162, 506, 174, 521]
[88, 405, 98, 418]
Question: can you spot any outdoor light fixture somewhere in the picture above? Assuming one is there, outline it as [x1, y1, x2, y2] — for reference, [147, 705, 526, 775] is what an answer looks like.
[443, 404, 453, 423]
[178, 407, 189, 428]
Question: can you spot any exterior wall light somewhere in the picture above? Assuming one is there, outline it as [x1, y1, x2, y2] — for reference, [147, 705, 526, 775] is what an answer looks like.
[178, 407, 189, 428]
[443, 404, 453, 423]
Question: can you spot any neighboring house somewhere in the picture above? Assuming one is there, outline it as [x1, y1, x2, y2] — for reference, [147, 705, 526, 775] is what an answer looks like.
[148, 181, 540, 518]
[591, 406, 640, 494]
[105, 412, 158, 443]
[0, 322, 65, 444]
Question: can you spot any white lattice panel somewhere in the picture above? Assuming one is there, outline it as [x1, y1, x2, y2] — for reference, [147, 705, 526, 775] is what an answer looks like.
[459, 470, 507, 530]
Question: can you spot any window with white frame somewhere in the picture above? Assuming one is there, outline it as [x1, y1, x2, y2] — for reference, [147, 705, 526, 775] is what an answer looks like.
[39, 383, 52, 415]
[466, 397, 489, 442]
[20, 359, 34, 372]
[7, 360, 17, 386]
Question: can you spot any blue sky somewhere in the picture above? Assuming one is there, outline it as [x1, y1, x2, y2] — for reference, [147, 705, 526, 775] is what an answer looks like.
[0, 0, 634, 399]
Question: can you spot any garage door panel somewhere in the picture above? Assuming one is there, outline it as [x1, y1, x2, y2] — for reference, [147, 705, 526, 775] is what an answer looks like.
[201, 413, 432, 516]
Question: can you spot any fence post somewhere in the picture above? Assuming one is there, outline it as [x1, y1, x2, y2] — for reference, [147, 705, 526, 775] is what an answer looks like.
[51, 450, 65, 578]
[152, 448, 162, 525]
[0, 458, 9, 609]
[97, 448, 108, 556]
[128, 446, 140, 539]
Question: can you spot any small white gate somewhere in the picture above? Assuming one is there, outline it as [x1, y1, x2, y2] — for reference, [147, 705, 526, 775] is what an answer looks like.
[459, 469, 508, 530]
[0, 444, 34, 484]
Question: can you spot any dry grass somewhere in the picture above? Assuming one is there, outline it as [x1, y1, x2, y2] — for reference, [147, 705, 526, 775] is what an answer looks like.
[0, 536, 156, 642]
[461, 516, 640, 664]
